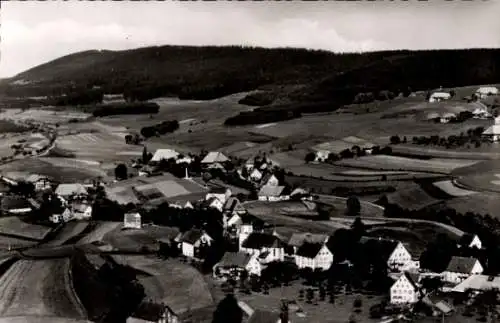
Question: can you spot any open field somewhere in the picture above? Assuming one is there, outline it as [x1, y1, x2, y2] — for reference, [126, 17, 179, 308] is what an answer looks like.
[0, 217, 52, 241]
[0, 108, 91, 125]
[384, 182, 441, 210]
[313, 195, 384, 217]
[0, 158, 105, 183]
[0, 259, 86, 318]
[443, 193, 500, 216]
[335, 155, 479, 174]
[390, 144, 500, 160]
[109, 255, 213, 314]
[0, 236, 38, 250]
[42, 222, 90, 247]
[0, 318, 91, 323]
[236, 283, 385, 323]
[77, 222, 122, 245]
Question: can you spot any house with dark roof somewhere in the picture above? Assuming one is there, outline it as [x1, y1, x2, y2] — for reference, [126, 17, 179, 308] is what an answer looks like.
[359, 237, 416, 272]
[213, 251, 262, 278]
[443, 256, 483, 284]
[288, 233, 329, 254]
[390, 272, 422, 304]
[240, 232, 284, 264]
[260, 173, 279, 187]
[258, 185, 288, 202]
[26, 174, 52, 191]
[294, 242, 333, 270]
[178, 229, 213, 258]
[201, 151, 229, 164]
[457, 233, 482, 249]
[1, 195, 33, 214]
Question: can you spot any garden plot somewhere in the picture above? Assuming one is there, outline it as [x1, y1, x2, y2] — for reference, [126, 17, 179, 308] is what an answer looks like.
[432, 180, 477, 197]
[109, 255, 213, 315]
[0, 259, 86, 318]
[335, 155, 479, 174]
[0, 217, 52, 241]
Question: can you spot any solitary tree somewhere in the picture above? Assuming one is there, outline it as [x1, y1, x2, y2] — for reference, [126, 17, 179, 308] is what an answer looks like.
[142, 146, 149, 164]
[114, 163, 128, 180]
[305, 152, 316, 163]
[211, 294, 243, 323]
[346, 196, 361, 216]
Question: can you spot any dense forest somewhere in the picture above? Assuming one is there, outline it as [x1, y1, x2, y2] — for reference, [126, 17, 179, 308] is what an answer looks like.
[2, 46, 500, 111]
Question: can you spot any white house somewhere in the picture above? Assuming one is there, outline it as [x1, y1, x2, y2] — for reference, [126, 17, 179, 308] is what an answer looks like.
[240, 232, 285, 263]
[71, 203, 92, 220]
[249, 168, 263, 181]
[205, 188, 231, 206]
[360, 237, 413, 272]
[390, 272, 421, 304]
[179, 229, 213, 258]
[151, 149, 180, 162]
[213, 252, 263, 278]
[482, 116, 500, 142]
[261, 174, 279, 187]
[204, 197, 224, 212]
[457, 234, 482, 249]
[429, 92, 452, 103]
[443, 256, 483, 284]
[124, 212, 142, 229]
[439, 112, 456, 124]
[176, 156, 193, 164]
[26, 174, 52, 191]
[258, 185, 288, 202]
[315, 150, 330, 162]
[294, 243, 333, 270]
[287, 233, 329, 254]
[476, 86, 499, 100]
[201, 152, 229, 164]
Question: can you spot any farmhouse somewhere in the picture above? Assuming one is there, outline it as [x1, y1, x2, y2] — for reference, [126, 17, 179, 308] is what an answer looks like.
[240, 232, 285, 263]
[482, 116, 500, 142]
[202, 196, 224, 212]
[55, 183, 88, 201]
[390, 272, 422, 304]
[294, 243, 333, 270]
[25, 174, 52, 191]
[360, 237, 414, 272]
[261, 174, 279, 187]
[457, 233, 482, 249]
[287, 233, 329, 254]
[452, 274, 500, 293]
[213, 252, 262, 278]
[439, 112, 456, 124]
[178, 229, 213, 258]
[205, 187, 231, 205]
[429, 92, 452, 103]
[258, 185, 289, 202]
[201, 151, 229, 164]
[71, 202, 92, 220]
[150, 149, 180, 163]
[249, 168, 263, 181]
[124, 212, 142, 229]
[290, 188, 311, 200]
[443, 256, 483, 284]
[475, 86, 499, 99]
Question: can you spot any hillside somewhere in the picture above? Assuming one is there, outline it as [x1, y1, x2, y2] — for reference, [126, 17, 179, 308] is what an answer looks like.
[3, 46, 500, 109]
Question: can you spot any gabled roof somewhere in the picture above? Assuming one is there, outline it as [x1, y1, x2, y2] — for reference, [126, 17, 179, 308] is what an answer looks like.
[242, 232, 282, 250]
[445, 256, 480, 274]
[180, 229, 207, 245]
[201, 152, 229, 164]
[247, 309, 280, 323]
[295, 242, 324, 259]
[288, 233, 328, 248]
[26, 174, 50, 183]
[458, 233, 478, 247]
[151, 149, 180, 162]
[72, 203, 91, 213]
[359, 237, 400, 260]
[261, 173, 277, 185]
[402, 272, 420, 290]
[55, 183, 88, 197]
[258, 185, 285, 197]
[482, 124, 500, 135]
[223, 197, 245, 213]
[217, 252, 253, 268]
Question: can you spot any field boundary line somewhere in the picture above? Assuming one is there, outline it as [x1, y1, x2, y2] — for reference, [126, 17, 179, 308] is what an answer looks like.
[66, 258, 88, 319]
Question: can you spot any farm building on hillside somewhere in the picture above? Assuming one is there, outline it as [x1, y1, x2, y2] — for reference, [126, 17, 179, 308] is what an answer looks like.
[312, 136, 376, 156]
[482, 116, 500, 142]
[240, 232, 285, 263]
[258, 185, 289, 202]
[71, 203, 92, 220]
[443, 256, 483, 284]
[359, 237, 415, 272]
[213, 252, 262, 278]
[205, 187, 231, 205]
[294, 243, 333, 270]
[202, 197, 224, 212]
[475, 86, 499, 99]
[457, 234, 482, 249]
[390, 272, 422, 304]
[25, 174, 52, 191]
[429, 92, 452, 103]
[151, 149, 180, 162]
[249, 168, 263, 181]
[178, 229, 213, 258]
[261, 174, 279, 187]
[55, 183, 88, 201]
[201, 151, 229, 164]
[288, 233, 329, 254]
[124, 212, 142, 229]
[439, 112, 456, 124]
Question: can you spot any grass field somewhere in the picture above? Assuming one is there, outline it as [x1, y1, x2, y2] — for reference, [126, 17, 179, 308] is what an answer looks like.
[77, 222, 122, 245]
[0, 108, 90, 125]
[432, 180, 477, 197]
[0, 236, 38, 250]
[43, 222, 90, 247]
[390, 144, 500, 160]
[443, 193, 500, 216]
[0, 217, 52, 241]
[0, 259, 86, 318]
[384, 182, 441, 210]
[109, 255, 213, 314]
[335, 155, 479, 174]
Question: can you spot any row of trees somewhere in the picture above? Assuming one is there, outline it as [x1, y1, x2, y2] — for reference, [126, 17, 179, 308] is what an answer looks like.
[140, 120, 179, 138]
[305, 145, 393, 163]
[47, 88, 104, 106]
[390, 127, 485, 148]
[91, 102, 159, 117]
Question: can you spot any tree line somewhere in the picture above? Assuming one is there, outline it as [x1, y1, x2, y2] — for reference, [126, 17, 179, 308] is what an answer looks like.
[140, 120, 179, 138]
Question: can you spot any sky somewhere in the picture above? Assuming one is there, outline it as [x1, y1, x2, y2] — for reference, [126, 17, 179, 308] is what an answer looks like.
[1, 1, 500, 78]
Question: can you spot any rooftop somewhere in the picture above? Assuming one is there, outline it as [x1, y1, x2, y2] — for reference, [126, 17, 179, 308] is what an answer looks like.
[445, 256, 480, 274]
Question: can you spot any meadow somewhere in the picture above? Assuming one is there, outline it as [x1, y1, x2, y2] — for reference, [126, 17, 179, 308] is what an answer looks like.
[0, 217, 53, 241]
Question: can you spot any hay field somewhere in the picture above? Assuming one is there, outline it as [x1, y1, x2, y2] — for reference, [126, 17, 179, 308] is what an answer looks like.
[77, 222, 123, 244]
[0, 217, 52, 241]
[384, 183, 441, 211]
[0, 108, 90, 125]
[109, 255, 213, 314]
[444, 193, 500, 216]
[335, 155, 479, 174]
[43, 222, 90, 247]
[0, 259, 86, 318]
[390, 144, 500, 160]
[432, 180, 477, 197]
[0, 236, 38, 250]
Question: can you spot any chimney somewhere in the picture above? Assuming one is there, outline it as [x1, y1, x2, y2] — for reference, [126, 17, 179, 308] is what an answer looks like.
[279, 300, 289, 323]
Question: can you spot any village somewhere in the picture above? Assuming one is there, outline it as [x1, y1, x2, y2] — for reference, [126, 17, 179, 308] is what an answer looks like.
[0, 116, 499, 323]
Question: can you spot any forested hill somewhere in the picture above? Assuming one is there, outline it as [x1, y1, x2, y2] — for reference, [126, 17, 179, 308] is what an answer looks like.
[3, 46, 500, 107]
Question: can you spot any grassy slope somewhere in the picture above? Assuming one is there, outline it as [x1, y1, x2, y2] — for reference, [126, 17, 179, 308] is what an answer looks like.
[4, 46, 500, 108]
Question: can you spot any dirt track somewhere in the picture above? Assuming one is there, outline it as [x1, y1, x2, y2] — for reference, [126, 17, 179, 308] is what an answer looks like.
[0, 259, 86, 318]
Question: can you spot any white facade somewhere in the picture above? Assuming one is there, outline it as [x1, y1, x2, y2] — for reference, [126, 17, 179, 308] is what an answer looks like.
[249, 169, 263, 181]
[315, 150, 330, 162]
[467, 235, 482, 249]
[294, 245, 333, 270]
[263, 175, 279, 187]
[390, 274, 420, 304]
[181, 242, 196, 258]
[429, 92, 452, 103]
[206, 189, 231, 205]
[238, 224, 254, 248]
[240, 245, 285, 263]
[258, 195, 290, 202]
[207, 198, 224, 212]
[387, 242, 413, 271]
[476, 86, 499, 99]
[181, 233, 213, 258]
[443, 260, 484, 284]
[124, 212, 142, 229]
